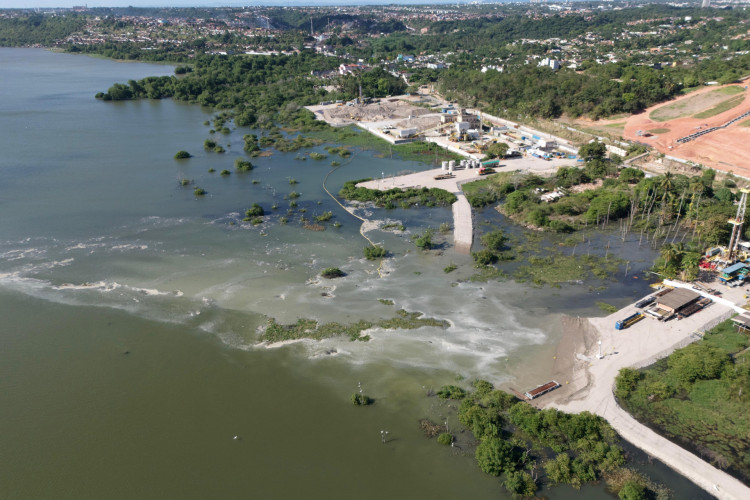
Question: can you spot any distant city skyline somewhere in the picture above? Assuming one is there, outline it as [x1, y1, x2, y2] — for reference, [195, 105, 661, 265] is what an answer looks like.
[1, 0, 510, 9]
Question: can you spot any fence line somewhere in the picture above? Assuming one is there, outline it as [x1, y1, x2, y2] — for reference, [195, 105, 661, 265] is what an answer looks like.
[629, 309, 736, 370]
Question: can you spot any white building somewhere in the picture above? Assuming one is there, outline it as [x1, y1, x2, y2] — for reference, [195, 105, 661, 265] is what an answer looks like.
[538, 58, 561, 70]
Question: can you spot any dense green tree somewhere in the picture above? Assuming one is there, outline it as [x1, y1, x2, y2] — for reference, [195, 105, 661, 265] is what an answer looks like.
[579, 141, 607, 162]
[245, 203, 264, 217]
[472, 249, 498, 266]
[458, 399, 502, 439]
[667, 343, 728, 386]
[619, 480, 647, 500]
[476, 437, 518, 476]
[484, 142, 509, 160]
[619, 167, 645, 184]
[504, 470, 537, 498]
[480, 230, 508, 252]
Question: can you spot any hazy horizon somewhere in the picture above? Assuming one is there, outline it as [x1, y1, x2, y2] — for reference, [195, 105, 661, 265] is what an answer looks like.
[2, 0, 513, 10]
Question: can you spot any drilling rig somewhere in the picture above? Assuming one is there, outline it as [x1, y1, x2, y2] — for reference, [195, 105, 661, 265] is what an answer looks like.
[726, 188, 749, 263]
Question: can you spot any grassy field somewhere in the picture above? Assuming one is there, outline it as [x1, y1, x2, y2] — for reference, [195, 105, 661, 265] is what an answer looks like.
[649, 128, 670, 134]
[460, 171, 514, 197]
[306, 125, 463, 164]
[714, 85, 745, 96]
[649, 87, 745, 122]
[604, 122, 626, 130]
[693, 94, 745, 119]
[617, 319, 750, 482]
[742, 118, 750, 127]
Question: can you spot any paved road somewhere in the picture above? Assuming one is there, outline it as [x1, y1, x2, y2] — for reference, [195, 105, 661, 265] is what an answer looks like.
[451, 194, 472, 253]
[358, 168, 480, 254]
[602, 395, 748, 500]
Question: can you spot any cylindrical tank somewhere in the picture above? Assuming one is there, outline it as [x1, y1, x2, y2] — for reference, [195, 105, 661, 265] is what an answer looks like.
[442, 161, 448, 170]
[449, 160, 455, 169]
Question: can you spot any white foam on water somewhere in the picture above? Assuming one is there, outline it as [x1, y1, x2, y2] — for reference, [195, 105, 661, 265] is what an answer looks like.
[110, 244, 149, 251]
[0, 247, 47, 261]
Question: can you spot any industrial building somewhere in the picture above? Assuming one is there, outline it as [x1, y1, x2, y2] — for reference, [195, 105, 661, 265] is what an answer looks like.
[644, 288, 703, 320]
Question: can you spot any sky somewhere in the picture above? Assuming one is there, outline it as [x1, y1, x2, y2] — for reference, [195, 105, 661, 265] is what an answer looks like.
[1, 0, 479, 8]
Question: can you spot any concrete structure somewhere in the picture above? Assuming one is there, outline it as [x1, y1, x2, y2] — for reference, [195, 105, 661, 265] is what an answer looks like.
[455, 121, 470, 133]
[537, 139, 556, 151]
[538, 58, 561, 70]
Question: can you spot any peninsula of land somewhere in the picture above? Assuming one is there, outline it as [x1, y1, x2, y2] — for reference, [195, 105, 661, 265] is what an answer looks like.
[542, 279, 750, 500]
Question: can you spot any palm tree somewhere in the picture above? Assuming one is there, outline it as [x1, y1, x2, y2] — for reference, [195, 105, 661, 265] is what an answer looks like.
[681, 250, 701, 268]
[660, 242, 685, 266]
[658, 172, 675, 223]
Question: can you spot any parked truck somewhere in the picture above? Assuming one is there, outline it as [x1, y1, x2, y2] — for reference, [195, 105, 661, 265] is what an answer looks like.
[615, 312, 644, 330]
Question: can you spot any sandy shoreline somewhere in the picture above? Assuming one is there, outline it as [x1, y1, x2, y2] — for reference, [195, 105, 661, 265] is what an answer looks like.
[537, 284, 750, 499]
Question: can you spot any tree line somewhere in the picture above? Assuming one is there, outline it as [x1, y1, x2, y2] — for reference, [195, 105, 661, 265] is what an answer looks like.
[95, 53, 404, 131]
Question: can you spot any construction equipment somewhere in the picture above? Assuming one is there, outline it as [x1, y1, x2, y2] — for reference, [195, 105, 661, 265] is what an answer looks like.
[727, 188, 749, 262]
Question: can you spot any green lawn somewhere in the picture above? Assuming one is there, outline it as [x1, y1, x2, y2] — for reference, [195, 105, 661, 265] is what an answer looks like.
[649, 128, 670, 134]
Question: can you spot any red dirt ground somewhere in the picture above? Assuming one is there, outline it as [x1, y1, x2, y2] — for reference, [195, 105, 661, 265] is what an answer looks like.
[623, 84, 750, 176]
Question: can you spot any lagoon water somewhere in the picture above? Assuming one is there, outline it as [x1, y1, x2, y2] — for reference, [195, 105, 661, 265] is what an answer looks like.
[0, 49, 707, 498]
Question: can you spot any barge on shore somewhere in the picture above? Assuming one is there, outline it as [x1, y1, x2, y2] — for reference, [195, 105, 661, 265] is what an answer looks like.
[524, 380, 561, 400]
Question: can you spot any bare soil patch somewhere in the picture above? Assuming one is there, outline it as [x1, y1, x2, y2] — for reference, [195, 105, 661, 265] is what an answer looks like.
[568, 179, 603, 193]
[693, 94, 745, 119]
[649, 86, 745, 122]
[624, 83, 750, 174]
[309, 99, 433, 127]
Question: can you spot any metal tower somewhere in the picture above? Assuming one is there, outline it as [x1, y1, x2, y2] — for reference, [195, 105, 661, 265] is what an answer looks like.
[727, 188, 749, 262]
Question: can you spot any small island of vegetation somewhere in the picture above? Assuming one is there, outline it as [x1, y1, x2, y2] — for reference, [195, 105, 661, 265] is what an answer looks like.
[340, 179, 457, 209]
[259, 309, 449, 344]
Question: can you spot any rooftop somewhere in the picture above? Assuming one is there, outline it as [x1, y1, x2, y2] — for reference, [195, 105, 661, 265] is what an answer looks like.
[656, 287, 700, 311]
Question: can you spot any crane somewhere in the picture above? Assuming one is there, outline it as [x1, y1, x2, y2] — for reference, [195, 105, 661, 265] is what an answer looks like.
[727, 188, 749, 262]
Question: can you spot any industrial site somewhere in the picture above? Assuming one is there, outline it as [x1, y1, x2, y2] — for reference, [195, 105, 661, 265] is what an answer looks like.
[307, 89, 582, 164]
